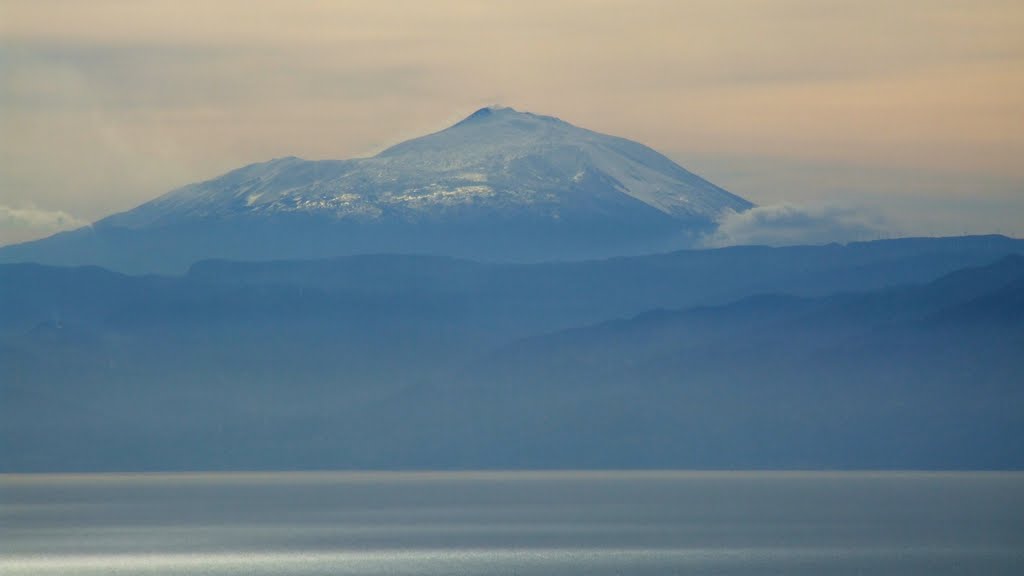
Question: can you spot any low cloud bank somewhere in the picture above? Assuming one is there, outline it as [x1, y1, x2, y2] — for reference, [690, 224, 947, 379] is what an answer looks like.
[702, 204, 887, 248]
[0, 205, 88, 246]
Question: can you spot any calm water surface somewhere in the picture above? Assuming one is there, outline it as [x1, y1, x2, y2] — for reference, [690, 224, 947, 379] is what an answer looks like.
[2, 471, 1022, 575]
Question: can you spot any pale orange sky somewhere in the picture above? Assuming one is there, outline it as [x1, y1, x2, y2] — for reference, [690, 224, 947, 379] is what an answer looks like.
[2, 0, 1023, 244]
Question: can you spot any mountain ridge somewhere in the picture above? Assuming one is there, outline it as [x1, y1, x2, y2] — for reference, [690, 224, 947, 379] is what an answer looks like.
[3, 237, 1022, 471]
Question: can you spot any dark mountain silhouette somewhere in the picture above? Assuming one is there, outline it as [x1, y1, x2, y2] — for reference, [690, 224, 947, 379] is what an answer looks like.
[2, 236, 1022, 471]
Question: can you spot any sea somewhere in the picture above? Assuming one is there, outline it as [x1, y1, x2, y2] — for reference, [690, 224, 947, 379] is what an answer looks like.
[2, 471, 1022, 575]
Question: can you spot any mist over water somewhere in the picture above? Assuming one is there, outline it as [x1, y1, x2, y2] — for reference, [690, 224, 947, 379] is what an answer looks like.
[2, 471, 1022, 575]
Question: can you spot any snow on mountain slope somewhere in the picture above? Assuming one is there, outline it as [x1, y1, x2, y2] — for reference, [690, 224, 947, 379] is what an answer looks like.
[103, 107, 752, 229]
[0, 107, 756, 272]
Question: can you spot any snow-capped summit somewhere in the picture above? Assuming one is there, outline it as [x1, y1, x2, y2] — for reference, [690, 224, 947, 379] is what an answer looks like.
[378, 105, 751, 221]
[107, 106, 750, 228]
[1, 107, 754, 273]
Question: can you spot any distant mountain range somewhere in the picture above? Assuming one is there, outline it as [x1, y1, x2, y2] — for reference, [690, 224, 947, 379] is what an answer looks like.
[0, 107, 752, 273]
[1, 108, 1020, 472]
[2, 235, 1022, 471]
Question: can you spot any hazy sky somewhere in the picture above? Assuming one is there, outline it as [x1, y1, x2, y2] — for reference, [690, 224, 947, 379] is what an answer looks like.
[2, 0, 1022, 245]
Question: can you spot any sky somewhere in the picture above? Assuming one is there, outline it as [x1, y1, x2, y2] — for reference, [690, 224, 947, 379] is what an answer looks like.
[1, 0, 1023, 246]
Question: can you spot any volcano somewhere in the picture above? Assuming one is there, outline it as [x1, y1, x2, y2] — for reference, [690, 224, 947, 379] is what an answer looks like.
[0, 107, 753, 273]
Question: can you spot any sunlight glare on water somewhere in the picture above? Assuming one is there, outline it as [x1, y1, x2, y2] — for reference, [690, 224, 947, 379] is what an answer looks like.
[2, 471, 1023, 575]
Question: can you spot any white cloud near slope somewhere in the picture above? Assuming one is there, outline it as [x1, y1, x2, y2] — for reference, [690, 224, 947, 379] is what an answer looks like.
[704, 204, 887, 247]
[0, 204, 87, 246]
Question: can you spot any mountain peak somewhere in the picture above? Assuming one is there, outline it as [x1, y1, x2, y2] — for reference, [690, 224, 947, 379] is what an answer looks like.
[450, 106, 511, 127]
[461, 106, 512, 121]
[450, 106, 562, 129]
[375, 106, 563, 159]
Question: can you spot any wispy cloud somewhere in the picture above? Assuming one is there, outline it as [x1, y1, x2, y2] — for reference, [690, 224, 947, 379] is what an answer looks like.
[0, 205, 87, 246]
[703, 204, 887, 247]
